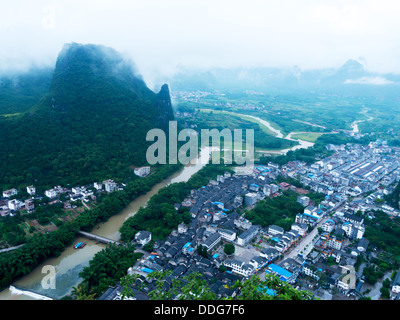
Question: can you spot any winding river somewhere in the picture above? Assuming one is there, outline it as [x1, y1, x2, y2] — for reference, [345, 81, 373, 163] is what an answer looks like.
[231, 113, 315, 155]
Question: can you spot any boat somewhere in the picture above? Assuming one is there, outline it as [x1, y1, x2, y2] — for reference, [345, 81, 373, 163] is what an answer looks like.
[74, 242, 86, 249]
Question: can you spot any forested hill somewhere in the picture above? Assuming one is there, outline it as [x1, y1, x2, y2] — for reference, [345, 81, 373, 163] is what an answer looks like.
[0, 43, 175, 190]
[0, 67, 53, 115]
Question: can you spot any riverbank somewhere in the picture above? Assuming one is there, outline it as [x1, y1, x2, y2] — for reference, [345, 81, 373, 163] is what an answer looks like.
[0, 148, 212, 300]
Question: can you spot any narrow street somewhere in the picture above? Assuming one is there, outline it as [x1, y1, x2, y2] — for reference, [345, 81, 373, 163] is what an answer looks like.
[285, 216, 328, 260]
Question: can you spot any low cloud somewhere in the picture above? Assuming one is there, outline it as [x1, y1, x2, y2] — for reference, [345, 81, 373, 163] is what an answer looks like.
[344, 76, 395, 85]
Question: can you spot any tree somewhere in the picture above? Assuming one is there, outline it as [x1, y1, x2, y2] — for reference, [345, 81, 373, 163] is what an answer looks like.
[120, 272, 316, 300]
[71, 282, 96, 300]
[380, 286, 391, 299]
[224, 243, 235, 256]
[197, 245, 208, 258]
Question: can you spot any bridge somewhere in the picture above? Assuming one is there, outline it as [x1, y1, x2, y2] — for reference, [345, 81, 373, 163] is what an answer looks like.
[77, 231, 149, 257]
[78, 231, 123, 246]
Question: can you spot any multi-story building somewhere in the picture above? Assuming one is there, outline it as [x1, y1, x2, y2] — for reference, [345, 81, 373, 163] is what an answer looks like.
[244, 193, 258, 207]
[2, 188, 17, 198]
[134, 166, 150, 178]
[224, 258, 255, 277]
[26, 186, 36, 196]
[321, 219, 335, 233]
[268, 225, 284, 237]
[217, 228, 236, 242]
[45, 189, 58, 199]
[8, 199, 23, 211]
[297, 196, 310, 207]
[25, 199, 35, 212]
[237, 225, 259, 246]
[202, 232, 221, 252]
[103, 179, 117, 193]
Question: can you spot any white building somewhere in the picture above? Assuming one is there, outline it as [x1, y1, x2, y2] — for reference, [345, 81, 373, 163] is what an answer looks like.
[237, 225, 259, 246]
[224, 258, 255, 277]
[342, 222, 365, 240]
[217, 228, 236, 242]
[8, 199, 23, 211]
[45, 189, 58, 199]
[249, 256, 267, 270]
[326, 236, 343, 250]
[177, 223, 188, 234]
[26, 186, 36, 196]
[321, 219, 335, 233]
[202, 233, 221, 252]
[337, 265, 356, 293]
[260, 247, 279, 261]
[244, 192, 258, 207]
[3, 188, 17, 198]
[103, 180, 117, 193]
[392, 268, 400, 295]
[291, 223, 308, 237]
[93, 182, 103, 191]
[297, 196, 310, 207]
[234, 217, 252, 230]
[268, 225, 284, 237]
[135, 231, 152, 246]
[134, 166, 150, 177]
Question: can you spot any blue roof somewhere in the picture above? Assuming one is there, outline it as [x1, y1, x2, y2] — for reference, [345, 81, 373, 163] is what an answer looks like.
[302, 212, 319, 220]
[141, 267, 153, 273]
[267, 264, 292, 280]
[213, 253, 219, 258]
[259, 286, 277, 296]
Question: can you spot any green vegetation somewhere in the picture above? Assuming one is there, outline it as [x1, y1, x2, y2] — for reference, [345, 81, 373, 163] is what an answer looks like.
[119, 271, 316, 300]
[0, 67, 53, 115]
[290, 132, 325, 143]
[0, 214, 26, 247]
[385, 182, 400, 209]
[364, 210, 400, 262]
[260, 133, 374, 166]
[71, 243, 142, 299]
[0, 43, 174, 191]
[186, 109, 297, 150]
[0, 163, 181, 290]
[245, 190, 304, 231]
[224, 243, 235, 256]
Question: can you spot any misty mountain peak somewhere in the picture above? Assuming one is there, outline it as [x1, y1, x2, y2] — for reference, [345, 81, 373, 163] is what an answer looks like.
[339, 59, 365, 74]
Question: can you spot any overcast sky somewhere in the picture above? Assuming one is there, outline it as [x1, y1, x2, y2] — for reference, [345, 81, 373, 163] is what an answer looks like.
[1, 0, 400, 85]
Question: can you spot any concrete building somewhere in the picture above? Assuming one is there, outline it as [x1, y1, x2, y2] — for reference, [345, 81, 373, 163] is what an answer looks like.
[237, 225, 259, 246]
[244, 193, 258, 207]
[26, 186, 36, 196]
[134, 166, 151, 178]
[2, 188, 17, 198]
[103, 179, 117, 193]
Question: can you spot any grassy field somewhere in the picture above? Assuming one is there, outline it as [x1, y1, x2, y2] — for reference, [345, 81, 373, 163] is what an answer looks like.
[290, 132, 325, 142]
[192, 109, 297, 151]
[198, 108, 280, 136]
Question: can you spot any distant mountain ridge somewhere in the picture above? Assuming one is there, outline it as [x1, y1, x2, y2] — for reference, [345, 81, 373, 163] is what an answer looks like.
[0, 43, 174, 189]
[163, 59, 400, 97]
